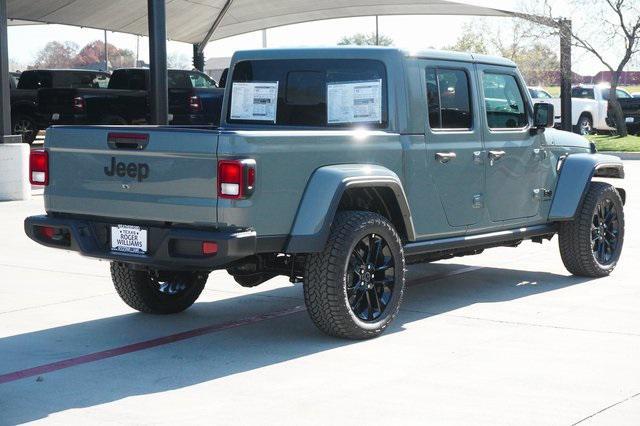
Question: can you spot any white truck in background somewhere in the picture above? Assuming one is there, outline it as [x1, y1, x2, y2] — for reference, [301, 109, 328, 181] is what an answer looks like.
[529, 84, 633, 135]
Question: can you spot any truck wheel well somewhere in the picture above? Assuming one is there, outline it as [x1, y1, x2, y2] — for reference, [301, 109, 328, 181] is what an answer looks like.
[337, 187, 408, 241]
[579, 112, 593, 122]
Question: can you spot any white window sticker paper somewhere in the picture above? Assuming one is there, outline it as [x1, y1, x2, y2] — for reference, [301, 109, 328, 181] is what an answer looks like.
[327, 80, 382, 124]
[230, 82, 279, 122]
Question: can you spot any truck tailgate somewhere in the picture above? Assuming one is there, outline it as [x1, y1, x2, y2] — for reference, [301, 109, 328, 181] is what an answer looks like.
[44, 126, 219, 225]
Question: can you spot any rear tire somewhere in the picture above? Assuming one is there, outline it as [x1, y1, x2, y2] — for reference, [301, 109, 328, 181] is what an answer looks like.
[110, 262, 207, 314]
[12, 114, 37, 144]
[303, 211, 406, 339]
[559, 182, 624, 277]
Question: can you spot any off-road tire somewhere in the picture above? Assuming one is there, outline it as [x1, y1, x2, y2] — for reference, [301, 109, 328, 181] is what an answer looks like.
[12, 114, 37, 144]
[303, 211, 406, 339]
[576, 114, 593, 136]
[110, 262, 207, 314]
[559, 182, 624, 277]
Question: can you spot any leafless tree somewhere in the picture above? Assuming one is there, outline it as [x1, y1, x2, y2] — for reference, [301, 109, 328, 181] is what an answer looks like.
[523, 0, 640, 136]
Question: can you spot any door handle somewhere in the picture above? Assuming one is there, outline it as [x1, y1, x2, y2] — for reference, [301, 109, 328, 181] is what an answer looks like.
[533, 148, 548, 160]
[435, 152, 457, 164]
[488, 150, 506, 166]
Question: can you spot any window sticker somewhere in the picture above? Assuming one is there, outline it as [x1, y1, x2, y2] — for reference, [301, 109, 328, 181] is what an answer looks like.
[327, 79, 382, 124]
[230, 81, 279, 122]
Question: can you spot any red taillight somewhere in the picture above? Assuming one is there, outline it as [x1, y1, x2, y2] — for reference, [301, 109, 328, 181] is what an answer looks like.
[30, 150, 49, 186]
[202, 241, 218, 256]
[40, 226, 57, 239]
[217, 159, 256, 199]
[73, 96, 85, 112]
[189, 95, 202, 113]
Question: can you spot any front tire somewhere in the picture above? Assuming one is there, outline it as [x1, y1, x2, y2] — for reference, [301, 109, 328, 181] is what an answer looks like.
[559, 182, 624, 277]
[110, 262, 207, 314]
[303, 211, 406, 339]
[576, 114, 593, 136]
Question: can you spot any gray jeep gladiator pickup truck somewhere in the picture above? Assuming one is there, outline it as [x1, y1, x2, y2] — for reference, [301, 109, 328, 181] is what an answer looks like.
[25, 48, 626, 339]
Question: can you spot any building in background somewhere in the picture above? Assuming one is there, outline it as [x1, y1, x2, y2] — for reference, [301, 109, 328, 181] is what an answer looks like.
[204, 57, 231, 82]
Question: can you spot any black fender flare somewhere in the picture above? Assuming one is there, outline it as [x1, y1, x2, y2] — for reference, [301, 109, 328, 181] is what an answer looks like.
[286, 164, 416, 253]
[549, 153, 624, 221]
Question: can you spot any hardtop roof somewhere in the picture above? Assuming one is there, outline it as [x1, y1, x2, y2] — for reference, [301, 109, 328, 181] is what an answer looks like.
[230, 47, 517, 68]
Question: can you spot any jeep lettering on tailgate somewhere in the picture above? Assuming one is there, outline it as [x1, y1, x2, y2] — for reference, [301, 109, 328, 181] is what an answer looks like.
[104, 157, 149, 182]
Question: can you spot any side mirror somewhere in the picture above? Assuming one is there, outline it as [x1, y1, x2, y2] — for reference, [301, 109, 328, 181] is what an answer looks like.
[533, 102, 555, 129]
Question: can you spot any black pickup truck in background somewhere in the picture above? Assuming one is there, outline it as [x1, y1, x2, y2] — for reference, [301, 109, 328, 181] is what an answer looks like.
[10, 69, 110, 143]
[620, 96, 640, 135]
[38, 68, 224, 127]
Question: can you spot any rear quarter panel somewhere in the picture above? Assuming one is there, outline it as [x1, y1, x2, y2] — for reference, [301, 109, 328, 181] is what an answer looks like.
[216, 130, 404, 237]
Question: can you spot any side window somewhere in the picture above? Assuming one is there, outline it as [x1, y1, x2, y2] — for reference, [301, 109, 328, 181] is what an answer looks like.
[425, 67, 472, 130]
[483, 73, 528, 129]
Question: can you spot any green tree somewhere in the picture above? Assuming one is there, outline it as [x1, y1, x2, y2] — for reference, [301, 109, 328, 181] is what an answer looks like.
[338, 32, 393, 46]
[446, 24, 489, 54]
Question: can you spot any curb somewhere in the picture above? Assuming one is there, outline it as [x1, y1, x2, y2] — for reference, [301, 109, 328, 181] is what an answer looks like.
[600, 151, 640, 160]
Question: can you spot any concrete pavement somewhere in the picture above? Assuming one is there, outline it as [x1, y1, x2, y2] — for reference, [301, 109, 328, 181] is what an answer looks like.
[0, 164, 638, 425]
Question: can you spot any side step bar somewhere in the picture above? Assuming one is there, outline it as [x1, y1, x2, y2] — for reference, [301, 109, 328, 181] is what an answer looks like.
[404, 224, 557, 257]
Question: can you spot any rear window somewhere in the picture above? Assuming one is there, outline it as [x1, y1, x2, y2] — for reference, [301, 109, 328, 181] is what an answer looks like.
[17, 71, 52, 89]
[572, 87, 595, 99]
[52, 72, 110, 89]
[227, 59, 388, 127]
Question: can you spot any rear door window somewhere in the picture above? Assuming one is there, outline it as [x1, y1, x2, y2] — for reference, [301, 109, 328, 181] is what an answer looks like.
[483, 73, 528, 129]
[425, 67, 472, 130]
[228, 59, 388, 127]
[168, 71, 191, 89]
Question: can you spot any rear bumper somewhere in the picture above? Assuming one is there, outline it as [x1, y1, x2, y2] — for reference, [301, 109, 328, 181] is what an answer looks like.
[24, 215, 257, 271]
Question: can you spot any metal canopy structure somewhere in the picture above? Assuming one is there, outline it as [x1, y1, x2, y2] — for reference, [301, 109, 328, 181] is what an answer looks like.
[5, 0, 516, 45]
[1, 0, 572, 137]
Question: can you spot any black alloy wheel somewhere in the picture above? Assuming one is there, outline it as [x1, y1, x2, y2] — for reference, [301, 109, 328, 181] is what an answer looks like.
[591, 198, 621, 266]
[347, 233, 396, 322]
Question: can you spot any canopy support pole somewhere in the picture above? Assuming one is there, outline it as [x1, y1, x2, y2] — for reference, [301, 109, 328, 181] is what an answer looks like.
[147, 0, 168, 125]
[0, 0, 11, 139]
[193, 44, 205, 71]
[559, 19, 573, 132]
[197, 0, 234, 55]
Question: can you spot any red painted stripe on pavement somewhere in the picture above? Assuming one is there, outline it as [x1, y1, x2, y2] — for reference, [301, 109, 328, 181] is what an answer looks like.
[0, 265, 483, 385]
[0, 305, 306, 385]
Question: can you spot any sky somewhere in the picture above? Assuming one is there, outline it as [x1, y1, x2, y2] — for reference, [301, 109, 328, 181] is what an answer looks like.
[6, 0, 636, 76]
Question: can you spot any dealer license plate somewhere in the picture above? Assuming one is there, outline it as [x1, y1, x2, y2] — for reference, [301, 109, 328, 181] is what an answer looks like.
[111, 225, 148, 254]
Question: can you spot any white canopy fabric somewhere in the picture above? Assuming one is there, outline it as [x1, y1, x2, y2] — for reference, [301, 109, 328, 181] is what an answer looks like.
[6, 0, 515, 45]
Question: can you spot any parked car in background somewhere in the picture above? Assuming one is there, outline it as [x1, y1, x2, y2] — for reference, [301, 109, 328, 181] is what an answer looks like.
[10, 69, 110, 144]
[618, 91, 640, 135]
[530, 83, 634, 136]
[26, 48, 626, 340]
[38, 68, 224, 127]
